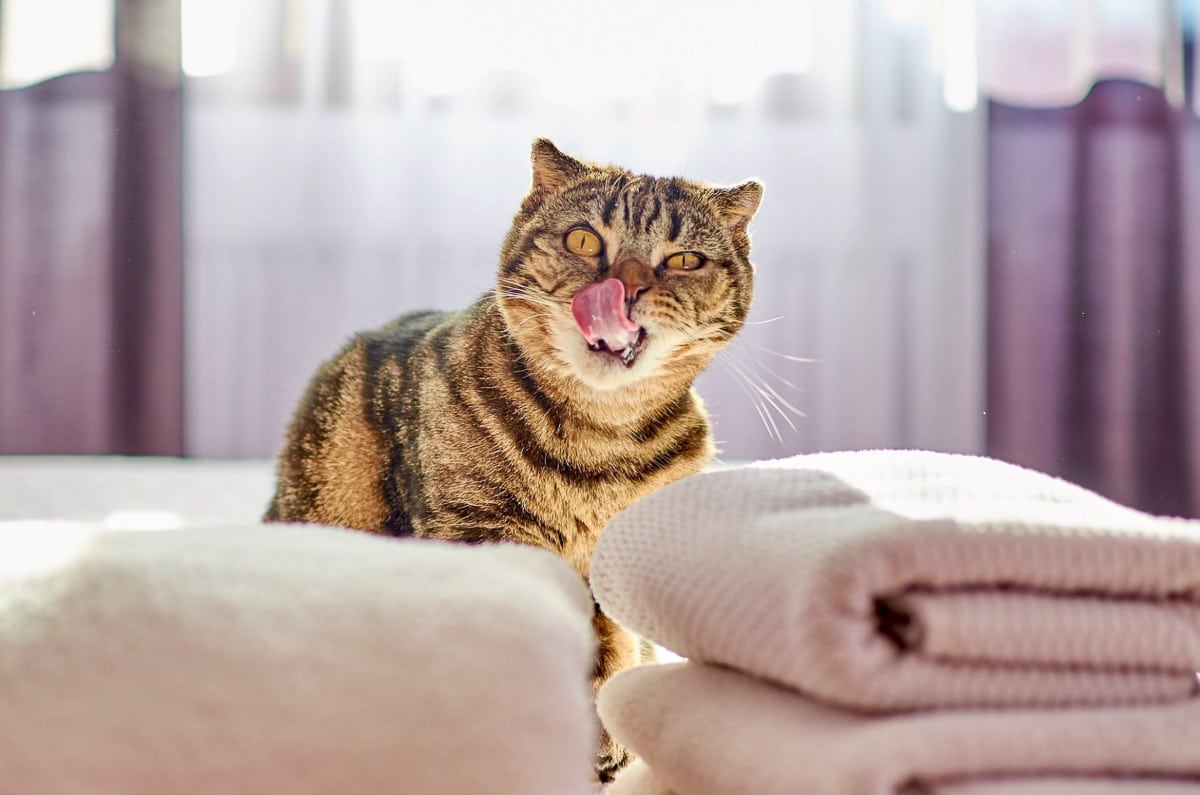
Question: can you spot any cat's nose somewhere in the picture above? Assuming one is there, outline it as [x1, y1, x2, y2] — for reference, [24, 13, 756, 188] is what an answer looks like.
[611, 258, 654, 314]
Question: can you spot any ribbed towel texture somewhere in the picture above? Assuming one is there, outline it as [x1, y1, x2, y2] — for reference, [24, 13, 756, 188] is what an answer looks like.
[592, 450, 1200, 794]
[0, 522, 598, 795]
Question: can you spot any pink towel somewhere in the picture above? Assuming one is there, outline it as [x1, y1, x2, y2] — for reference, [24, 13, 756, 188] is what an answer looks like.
[591, 450, 1200, 710]
[0, 522, 598, 795]
[599, 662, 1200, 795]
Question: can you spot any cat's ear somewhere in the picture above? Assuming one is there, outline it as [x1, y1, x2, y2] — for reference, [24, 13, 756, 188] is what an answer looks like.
[713, 180, 764, 238]
[527, 138, 588, 209]
[710, 180, 764, 255]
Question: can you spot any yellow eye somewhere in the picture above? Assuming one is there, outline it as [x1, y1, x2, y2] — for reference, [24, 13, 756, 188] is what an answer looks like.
[564, 228, 602, 256]
[665, 252, 705, 270]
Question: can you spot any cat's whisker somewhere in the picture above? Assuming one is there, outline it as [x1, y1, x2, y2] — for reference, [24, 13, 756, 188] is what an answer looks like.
[495, 288, 540, 304]
[506, 311, 555, 336]
[718, 355, 794, 443]
[715, 341, 810, 444]
[743, 315, 785, 326]
[751, 374, 805, 424]
[734, 355, 800, 391]
[504, 297, 562, 314]
[725, 345, 803, 392]
[725, 358, 800, 435]
[499, 299, 562, 321]
[495, 276, 564, 300]
[495, 280, 540, 296]
[729, 352, 807, 421]
[494, 286, 561, 311]
[715, 358, 782, 444]
[739, 338, 817, 364]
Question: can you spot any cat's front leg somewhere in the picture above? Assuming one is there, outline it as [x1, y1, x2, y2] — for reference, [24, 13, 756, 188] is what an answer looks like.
[591, 607, 645, 782]
[423, 508, 641, 780]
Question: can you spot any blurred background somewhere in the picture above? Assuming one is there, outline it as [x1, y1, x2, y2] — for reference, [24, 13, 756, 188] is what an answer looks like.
[0, 0, 1196, 517]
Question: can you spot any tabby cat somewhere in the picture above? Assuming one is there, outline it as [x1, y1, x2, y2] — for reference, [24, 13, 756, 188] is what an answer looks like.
[265, 138, 762, 781]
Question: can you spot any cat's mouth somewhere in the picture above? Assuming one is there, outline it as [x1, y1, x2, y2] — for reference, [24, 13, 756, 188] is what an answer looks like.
[587, 327, 647, 368]
[572, 278, 647, 369]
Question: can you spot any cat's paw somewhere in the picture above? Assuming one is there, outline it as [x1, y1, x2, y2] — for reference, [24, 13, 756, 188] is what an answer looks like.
[596, 730, 633, 783]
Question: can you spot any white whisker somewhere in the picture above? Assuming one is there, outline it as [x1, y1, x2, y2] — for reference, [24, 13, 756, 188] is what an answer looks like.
[495, 290, 560, 312]
[494, 278, 568, 311]
[725, 346, 801, 390]
[740, 338, 817, 363]
[725, 350, 807, 417]
[716, 357, 782, 443]
[725, 358, 799, 434]
[508, 312, 553, 336]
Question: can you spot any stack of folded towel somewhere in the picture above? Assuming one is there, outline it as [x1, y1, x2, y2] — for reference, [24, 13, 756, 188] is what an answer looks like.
[592, 450, 1200, 794]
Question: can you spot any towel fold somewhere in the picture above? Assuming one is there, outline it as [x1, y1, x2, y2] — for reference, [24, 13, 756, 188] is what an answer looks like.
[0, 521, 597, 795]
[591, 450, 1200, 710]
[605, 759, 674, 795]
[599, 662, 1200, 795]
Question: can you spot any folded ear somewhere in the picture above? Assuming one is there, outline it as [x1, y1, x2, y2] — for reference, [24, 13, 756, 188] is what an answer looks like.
[714, 179, 764, 237]
[526, 138, 589, 210]
[711, 180, 763, 255]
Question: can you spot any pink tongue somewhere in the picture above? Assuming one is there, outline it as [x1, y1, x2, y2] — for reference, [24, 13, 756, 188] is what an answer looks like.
[571, 278, 641, 350]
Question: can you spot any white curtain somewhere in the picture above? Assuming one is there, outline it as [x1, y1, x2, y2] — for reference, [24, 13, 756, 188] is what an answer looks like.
[184, 0, 987, 460]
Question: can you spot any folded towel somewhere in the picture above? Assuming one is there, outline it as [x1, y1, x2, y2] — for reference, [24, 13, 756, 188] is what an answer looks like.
[591, 450, 1200, 710]
[0, 521, 597, 795]
[606, 759, 674, 795]
[599, 662, 1200, 795]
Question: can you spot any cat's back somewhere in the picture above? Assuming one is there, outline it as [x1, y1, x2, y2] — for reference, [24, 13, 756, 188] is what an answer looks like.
[265, 307, 455, 532]
[361, 309, 447, 359]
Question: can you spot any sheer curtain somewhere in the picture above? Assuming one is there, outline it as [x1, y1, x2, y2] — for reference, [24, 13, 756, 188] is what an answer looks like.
[185, 0, 987, 461]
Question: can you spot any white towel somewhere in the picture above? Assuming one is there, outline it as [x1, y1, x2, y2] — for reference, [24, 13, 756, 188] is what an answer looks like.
[599, 662, 1200, 795]
[0, 521, 597, 795]
[591, 450, 1200, 710]
[605, 759, 674, 795]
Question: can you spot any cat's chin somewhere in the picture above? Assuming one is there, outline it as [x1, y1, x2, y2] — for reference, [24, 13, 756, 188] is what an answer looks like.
[553, 326, 664, 391]
[585, 328, 647, 369]
[572, 348, 655, 391]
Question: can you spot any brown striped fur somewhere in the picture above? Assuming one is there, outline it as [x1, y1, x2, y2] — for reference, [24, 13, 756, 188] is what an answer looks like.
[265, 139, 762, 780]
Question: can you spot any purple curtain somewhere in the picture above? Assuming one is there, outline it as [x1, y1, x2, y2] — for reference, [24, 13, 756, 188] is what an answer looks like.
[0, 1, 183, 455]
[988, 80, 1200, 518]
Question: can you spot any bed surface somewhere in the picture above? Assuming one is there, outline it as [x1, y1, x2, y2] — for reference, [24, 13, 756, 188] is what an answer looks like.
[0, 456, 276, 526]
[0, 455, 601, 795]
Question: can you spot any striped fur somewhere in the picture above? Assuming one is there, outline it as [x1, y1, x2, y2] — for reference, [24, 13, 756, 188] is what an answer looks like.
[265, 139, 762, 780]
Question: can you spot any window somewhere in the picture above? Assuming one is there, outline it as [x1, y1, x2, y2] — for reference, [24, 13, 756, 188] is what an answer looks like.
[0, 0, 114, 88]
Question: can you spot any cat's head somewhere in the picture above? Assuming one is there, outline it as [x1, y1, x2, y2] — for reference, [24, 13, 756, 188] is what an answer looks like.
[497, 139, 762, 393]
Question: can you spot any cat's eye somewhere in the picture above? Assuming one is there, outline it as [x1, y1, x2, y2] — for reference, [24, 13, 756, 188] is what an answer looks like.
[665, 252, 705, 271]
[564, 228, 602, 257]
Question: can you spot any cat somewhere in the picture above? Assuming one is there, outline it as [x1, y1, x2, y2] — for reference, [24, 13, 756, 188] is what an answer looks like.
[265, 138, 762, 781]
